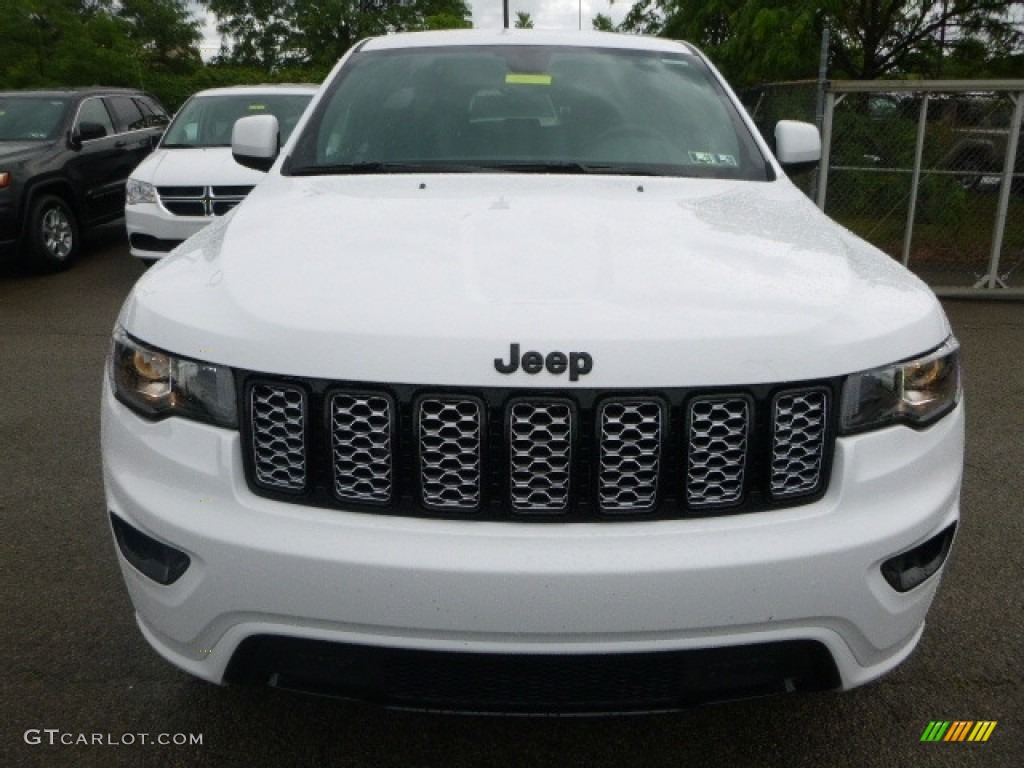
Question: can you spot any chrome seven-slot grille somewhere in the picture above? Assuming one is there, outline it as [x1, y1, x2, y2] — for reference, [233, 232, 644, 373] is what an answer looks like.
[244, 380, 833, 520]
[156, 185, 255, 217]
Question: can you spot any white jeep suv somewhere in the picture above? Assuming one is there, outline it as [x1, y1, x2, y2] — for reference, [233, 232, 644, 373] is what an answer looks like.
[124, 84, 316, 262]
[103, 30, 963, 714]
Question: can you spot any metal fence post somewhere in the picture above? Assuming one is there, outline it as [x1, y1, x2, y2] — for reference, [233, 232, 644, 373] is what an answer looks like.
[810, 27, 830, 202]
[902, 95, 930, 267]
[977, 90, 1024, 289]
[816, 91, 837, 211]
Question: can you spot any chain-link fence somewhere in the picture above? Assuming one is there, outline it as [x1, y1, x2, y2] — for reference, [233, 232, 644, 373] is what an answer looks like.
[741, 80, 1024, 292]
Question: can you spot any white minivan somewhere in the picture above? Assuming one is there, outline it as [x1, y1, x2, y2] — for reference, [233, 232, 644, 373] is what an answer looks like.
[124, 84, 316, 262]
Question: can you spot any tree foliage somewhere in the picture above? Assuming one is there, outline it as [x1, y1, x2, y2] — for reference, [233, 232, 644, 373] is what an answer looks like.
[0, 0, 475, 110]
[203, 0, 472, 71]
[622, 0, 1024, 84]
[514, 11, 534, 29]
[119, 0, 204, 73]
[0, 0, 201, 103]
[0, 0, 201, 84]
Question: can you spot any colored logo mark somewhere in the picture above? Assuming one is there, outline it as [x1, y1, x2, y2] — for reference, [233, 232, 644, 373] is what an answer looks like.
[921, 721, 997, 742]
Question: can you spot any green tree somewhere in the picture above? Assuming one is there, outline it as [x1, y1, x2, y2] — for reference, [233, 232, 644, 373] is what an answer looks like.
[514, 11, 533, 29]
[204, 0, 472, 71]
[0, 0, 201, 92]
[592, 13, 617, 32]
[119, 0, 202, 74]
[622, 0, 1024, 84]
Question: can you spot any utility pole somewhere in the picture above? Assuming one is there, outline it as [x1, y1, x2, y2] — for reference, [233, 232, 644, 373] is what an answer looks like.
[504, 0, 509, 29]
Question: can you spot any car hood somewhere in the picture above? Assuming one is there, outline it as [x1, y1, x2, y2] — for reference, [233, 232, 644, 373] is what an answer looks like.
[121, 174, 950, 387]
[129, 147, 265, 186]
[0, 141, 50, 162]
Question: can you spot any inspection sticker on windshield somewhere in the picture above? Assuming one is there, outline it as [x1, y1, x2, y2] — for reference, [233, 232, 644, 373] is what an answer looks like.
[506, 73, 552, 85]
[689, 151, 738, 166]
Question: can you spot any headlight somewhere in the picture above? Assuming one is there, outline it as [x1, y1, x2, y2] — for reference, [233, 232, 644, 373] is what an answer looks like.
[109, 327, 236, 427]
[125, 178, 156, 205]
[840, 337, 961, 433]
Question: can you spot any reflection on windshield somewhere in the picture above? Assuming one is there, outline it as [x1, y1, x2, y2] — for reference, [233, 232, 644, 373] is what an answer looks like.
[0, 98, 69, 141]
[289, 46, 768, 180]
[162, 93, 313, 148]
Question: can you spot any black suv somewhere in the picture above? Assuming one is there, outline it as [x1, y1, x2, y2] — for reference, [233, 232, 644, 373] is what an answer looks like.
[0, 88, 169, 271]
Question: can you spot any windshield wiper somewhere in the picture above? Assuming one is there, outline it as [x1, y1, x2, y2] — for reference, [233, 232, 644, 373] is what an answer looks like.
[482, 162, 673, 177]
[286, 160, 677, 177]
[481, 161, 601, 174]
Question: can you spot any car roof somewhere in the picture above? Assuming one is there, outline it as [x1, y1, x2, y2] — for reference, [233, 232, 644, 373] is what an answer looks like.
[0, 87, 152, 98]
[360, 29, 699, 56]
[189, 84, 319, 98]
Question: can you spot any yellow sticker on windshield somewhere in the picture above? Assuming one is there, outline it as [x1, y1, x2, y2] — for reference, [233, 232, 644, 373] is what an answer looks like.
[506, 74, 552, 85]
[248, 104, 267, 110]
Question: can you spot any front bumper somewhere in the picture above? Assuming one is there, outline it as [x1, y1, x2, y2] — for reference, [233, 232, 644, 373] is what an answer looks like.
[101, 381, 963, 708]
[125, 203, 208, 260]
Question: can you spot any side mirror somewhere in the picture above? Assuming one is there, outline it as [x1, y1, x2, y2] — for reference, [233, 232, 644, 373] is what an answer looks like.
[69, 121, 108, 149]
[775, 120, 821, 175]
[232, 114, 279, 172]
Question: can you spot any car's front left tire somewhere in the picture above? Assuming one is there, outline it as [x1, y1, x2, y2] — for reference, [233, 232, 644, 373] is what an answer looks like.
[27, 194, 79, 272]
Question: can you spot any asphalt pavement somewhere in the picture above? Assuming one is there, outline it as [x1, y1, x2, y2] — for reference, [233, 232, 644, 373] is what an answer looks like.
[1, 229, 1021, 768]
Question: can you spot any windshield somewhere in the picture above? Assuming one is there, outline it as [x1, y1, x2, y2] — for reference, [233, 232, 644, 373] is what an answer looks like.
[162, 92, 314, 148]
[0, 97, 69, 141]
[288, 46, 769, 179]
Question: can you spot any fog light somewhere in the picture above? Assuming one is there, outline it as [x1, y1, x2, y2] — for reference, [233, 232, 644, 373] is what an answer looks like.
[110, 513, 190, 585]
[881, 523, 956, 592]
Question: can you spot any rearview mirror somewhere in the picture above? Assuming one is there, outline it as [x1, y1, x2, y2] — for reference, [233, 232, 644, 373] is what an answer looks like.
[232, 115, 279, 172]
[70, 121, 108, 148]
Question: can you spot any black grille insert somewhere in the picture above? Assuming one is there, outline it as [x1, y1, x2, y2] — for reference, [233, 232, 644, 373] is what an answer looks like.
[240, 378, 838, 521]
[771, 388, 829, 499]
[509, 399, 574, 513]
[329, 392, 394, 504]
[417, 396, 483, 511]
[598, 399, 663, 513]
[686, 395, 751, 508]
[249, 383, 307, 493]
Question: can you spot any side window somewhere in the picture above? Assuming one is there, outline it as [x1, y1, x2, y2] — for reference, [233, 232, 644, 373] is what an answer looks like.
[107, 96, 147, 132]
[135, 97, 170, 128]
[75, 98, 115, 139]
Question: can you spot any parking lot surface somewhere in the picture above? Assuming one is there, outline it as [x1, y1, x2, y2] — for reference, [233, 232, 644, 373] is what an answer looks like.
[1, 233, 1021, 767]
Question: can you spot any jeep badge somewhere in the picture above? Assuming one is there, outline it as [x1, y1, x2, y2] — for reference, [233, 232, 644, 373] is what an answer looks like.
[494, 343, 593, 381]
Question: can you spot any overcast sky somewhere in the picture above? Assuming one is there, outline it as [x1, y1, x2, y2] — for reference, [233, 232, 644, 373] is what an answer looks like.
[471, 0, 630, 30]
